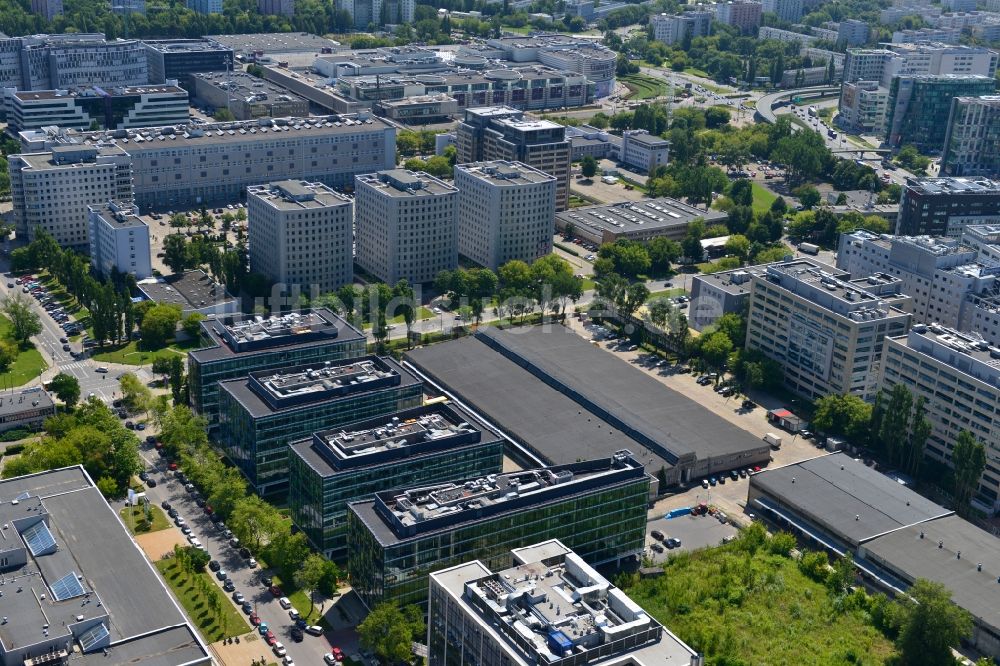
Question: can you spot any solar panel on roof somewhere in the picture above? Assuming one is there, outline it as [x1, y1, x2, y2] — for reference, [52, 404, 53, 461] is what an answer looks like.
[21, 520, 57, 556]
[78, 623, 110, 652]
[50, 571, 85, 600]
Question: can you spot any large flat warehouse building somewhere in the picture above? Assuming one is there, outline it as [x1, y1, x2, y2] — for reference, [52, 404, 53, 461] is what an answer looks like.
[404, 325, 771, 489]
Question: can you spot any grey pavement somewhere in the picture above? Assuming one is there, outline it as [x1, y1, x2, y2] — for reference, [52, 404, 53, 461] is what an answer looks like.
[645, 511, 739, 563]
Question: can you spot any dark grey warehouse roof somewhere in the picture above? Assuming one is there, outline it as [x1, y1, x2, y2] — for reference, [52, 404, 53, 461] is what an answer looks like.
[750, 453, 951, 547]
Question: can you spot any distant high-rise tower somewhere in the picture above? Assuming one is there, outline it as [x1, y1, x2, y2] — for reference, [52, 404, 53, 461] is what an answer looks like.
[30, 0, 63, 20]
[258, 0, 294, 16]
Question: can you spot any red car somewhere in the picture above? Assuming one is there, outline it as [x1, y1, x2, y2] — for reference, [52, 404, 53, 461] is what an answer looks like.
[265, 631, 276, 646]
[204, 505, 214, 515]
[154, 441, 164, 450]
[331, 647, 344, 661]
[250, 614, 261, 626]
[269, 585, 283, 597]
[168, 462, 178, 471]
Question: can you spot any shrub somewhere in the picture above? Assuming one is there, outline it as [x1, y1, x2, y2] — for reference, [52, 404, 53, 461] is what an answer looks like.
[798, 551, 829, 581]
[768, 531, 798, 557]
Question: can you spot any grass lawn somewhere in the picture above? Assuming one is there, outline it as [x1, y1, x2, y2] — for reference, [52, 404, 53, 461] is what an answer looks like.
[363, 306, 435, 330]
[620, 74, 668, 100]
[119, 503, 171, 534]
[90, 337, 200, 365]
[624, 543, 896, 665]
[156, 557, 247, 641]
[751, 181, 779, 214]
[270, 574, 325, 624]
[646, 288, 686, 301]
[0, 315, 47, 387]
[581, 278, 597, 291]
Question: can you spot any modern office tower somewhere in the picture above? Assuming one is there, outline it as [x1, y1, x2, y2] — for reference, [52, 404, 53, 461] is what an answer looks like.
[762, 0, 803, 22]
[10, 145, 134, 251]
[190, 70, 309, 119]
[879, 324, 1000, 513]
[187, 0, 221, 13]
[942, 96, 1000, 177]
[837, 19, 870, 45]
[620, 129, 671, 173]
[897, 177, 1000, 236]
[354, 169, 458, 285]
[842, 48, 894, 84]
[456, 107, 572, 210]
[836, 231, 996, 329]
[30, 0, 62, 19]
[650, 11, 712, 44]
[745, 260, 912, 400]
[142, 39, 235, 85]
[347, 451, 650, 610]
[247, 180, 354, 293]
[87, 200, 152, 279]
[712, 1, 763, 33]
[428, 539, 702, 666]
[288, 402, 504, 559]
[218, 356, 423, 496]
[188, 309, 366, 426]
[838, 81, 890, 135]
[454, 161, 556, 271]
[7, 84, 189, 132]
[0, 467, 213, 666]
[30, 115, 396, 210]
[884, 74, 996, 151]
[258, 0, 294, 15]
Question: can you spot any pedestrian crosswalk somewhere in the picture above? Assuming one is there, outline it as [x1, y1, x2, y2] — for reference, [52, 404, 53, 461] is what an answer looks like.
[56, 361, 90, 372]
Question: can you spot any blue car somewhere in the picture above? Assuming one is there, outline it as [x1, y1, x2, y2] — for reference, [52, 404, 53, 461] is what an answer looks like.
[709, 477, 717, 486]
[258, 622, 269, 636]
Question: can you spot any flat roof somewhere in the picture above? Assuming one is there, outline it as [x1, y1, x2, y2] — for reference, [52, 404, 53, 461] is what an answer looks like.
[894, 323, 1000, 383]
[749, 453, 951, 547]
[0, 387, 54, 416]
[248, 179, 352, 211]
[188, 308, 364, 362]
[862, 515, 1000, 632]
[0, 467, 210, 664]
[455, 160, 555, 186]
[759, 261, 909, 320]
[906, 176, 1000, 196]
[406, 325, 769, 467]
[356, 169, 458, 198]
[557, 197, 726, 237]
[624, 130, 670, 147]
[694, 258, 843, 297]
[16, 144, 129, 171]
[142, 38, 233, 53]
[89, 201, 147, 229]
[207, 32, 341, 55]
[12, 85, 186, 101]
[191, 70, 308, 104]
[137, 269, 235, 311]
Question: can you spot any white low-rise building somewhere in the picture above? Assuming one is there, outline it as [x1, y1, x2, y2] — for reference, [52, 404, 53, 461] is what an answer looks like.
[87, 200, 151, 279]
[620, 129, 670, 173]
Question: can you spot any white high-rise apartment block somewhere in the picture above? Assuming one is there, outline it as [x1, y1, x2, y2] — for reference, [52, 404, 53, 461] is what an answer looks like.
[247, 180, 354, 294]
[650, 12, 712, 44]
[355, 169, 458, 285]
[454, 161, 556, 271]
[10, 145, 134, 251]
[762, 0, 803, 22]
[87, 200, 151, 279]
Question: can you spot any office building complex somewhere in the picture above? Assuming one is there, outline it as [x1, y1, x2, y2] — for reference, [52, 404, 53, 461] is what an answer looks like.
[247, 180, 353, 293]
[218, 356, 423, 495]
[26, 115, 396, 210]
[137, 269, 238, 317]
[650, 11, 713, 45]
[885, 75, 996, 152]
[942, 96, 1000, 178]
[347, 451, 650, 609]
[897, 177, 1000, 236]
[288, 403, 504, 559]
[87, 200, 151, 279]
[481, 35, 616, 98]
[428, 539, 701, 666]
[30, 0, 62, 19]
[620, 129, 671, 174]
[745, 260, 912, 400]
[7, 84, 189, 133]
[187, 0, 221, 13]
[10, 145, 134, 251]
[142, 39, 234, 85]
[0, 34, 148, 91]
[762, 0, 803, 22]
[0, 387, 55, 433]
[191, 70, 309, 120]
[355, 169, 458, 285]
[879, 325, 1000, 512]
[454, 161, 556, 271]
[0, 467, 212, 666]
[838, 81, 890, 135]
[712, 0, 762, 33]
[188, 309, 367, 426]
[837, 19, 870, 46]
[556, 197, 726, 247]
[258, 0, 294, 15]
[456, 107, 571, 210]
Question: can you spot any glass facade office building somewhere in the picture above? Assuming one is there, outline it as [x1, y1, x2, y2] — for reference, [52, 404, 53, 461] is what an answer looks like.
[886, 75, 997, 153]
[346, 452, 650, 610]
[188, 309, 367, 427]
[288, 403, 504, 560]
[217, 356, 423, 496]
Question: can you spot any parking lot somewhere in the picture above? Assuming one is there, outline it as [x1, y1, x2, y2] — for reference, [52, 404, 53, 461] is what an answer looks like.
[144, 205, 247, 276]
[645, 511, 739, 562]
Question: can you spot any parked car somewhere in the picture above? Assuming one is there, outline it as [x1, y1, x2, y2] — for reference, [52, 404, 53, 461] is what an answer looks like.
[651, 543, 664, 553]
[290, 627, 304, 642]
[279, 597, 292, 610]
[665, 537, 681, 549]
[651, 530, 664, 541]
[232, 591, 245, 604]
[304, 625, 324, 636]
[242, 601, 253, 614]
[216, 570, 227, 581]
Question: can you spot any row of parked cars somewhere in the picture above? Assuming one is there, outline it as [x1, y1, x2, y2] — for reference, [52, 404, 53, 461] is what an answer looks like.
[701, 466, 760, 489]
[12, 276, 84, 342]
[649, 530, 682, 552]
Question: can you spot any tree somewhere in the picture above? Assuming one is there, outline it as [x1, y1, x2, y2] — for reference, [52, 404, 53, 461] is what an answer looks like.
[119, 372, 152, 415]
[0, 338, 17, 371]
[213, 108, 236, 122]
[811, 394, 872, 443]
[729, 179, 754, 207]
[795, 184, 821, 210]
[878, 384, 913, 466]
[700, 331, 733, 375]
[49, 372, 81, 407]
[896, 579, 973, 666]
[206, 466, 248, 520]
[140, 304, 182, 349]
[951, 430, 986, 517]
[1, 293, 42, 345]
[294, 553, 328, 617]
[358, 603, 425, 665]
[580, 155, 598, 179]
[392, 280, 416, 348]
[163, 234, 188, 274]
[181, 313, 204, 338]
[723, 234, 751, 263]
[230, 495, 283, 552]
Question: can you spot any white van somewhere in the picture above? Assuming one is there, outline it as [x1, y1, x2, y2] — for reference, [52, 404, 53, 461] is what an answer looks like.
[764, 432, 782, 449]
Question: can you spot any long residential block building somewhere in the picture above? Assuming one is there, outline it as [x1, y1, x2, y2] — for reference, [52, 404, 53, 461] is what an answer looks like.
[288, 402, 504, 560]
[428, 539, 701, 666]
[188, 309, 367, 427]
[650, 11, 713, 45]
[347, 451, 650, 610]
[247, 180, 353, 293]
[87, 200, 152, 279]
[454, 160, 556, 271]
[20, 115, 396, 212]
[762, 0, 802, 22]
[942, 96, 1000, 178]
[218, 356, 423, 496]
[745, 260, 912, 400]
[712, 0, 763, 33]
[10, 144, 134, 251]
[355, 169, 459, 285]
[880, 324, 1000, 513]
[897, 177, 1000, 236]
